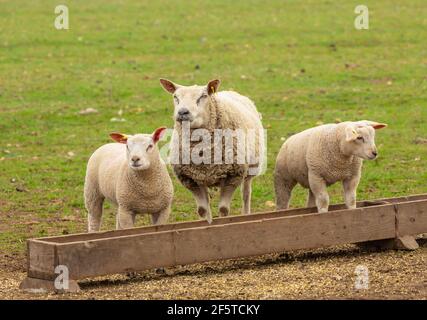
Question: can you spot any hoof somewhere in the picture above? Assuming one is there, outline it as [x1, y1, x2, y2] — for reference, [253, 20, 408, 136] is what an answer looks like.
[197, 206, 207, 218]
[219, 206, 229, 217]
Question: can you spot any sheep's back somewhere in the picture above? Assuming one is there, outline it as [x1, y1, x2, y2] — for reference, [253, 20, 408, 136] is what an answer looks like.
[86, 143, 125, 202]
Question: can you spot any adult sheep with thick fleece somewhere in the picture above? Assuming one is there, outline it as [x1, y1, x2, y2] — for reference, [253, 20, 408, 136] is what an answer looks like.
[84, 127, 173, 232]
[274, 120, 387, 213]
[160, 78, 265, 223]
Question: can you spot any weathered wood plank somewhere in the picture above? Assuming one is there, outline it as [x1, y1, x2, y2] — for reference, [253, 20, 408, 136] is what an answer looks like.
[38, 193, 427, 245]
[53, 205, 395, 279]
[20, 277, 80, 293]
[396, 199, 427, 236]
[26, 240, 56, 280]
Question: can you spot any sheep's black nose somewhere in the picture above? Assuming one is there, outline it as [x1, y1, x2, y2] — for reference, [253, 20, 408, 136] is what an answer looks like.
[131, 156, 140, 162]
[178, 108, 190, 116]
[372, 151, 378, 157]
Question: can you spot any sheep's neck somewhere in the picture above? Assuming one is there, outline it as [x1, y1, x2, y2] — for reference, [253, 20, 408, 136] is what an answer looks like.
[327, 131, 356, 165]
[207, 95, 223, 131]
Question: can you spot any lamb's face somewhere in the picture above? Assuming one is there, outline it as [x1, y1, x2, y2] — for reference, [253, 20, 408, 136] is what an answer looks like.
[125, 134, 155, 171]
[109, 127, 166, 171]
[173, 86, 210, 129]
[160, 78, 221, 129]
[344, 121, 387, 160]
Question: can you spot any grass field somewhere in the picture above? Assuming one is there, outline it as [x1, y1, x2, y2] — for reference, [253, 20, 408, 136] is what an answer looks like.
[0, 0, 426, 296]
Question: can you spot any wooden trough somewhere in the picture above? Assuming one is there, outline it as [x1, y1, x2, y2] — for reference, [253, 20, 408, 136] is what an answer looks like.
[20, 194, 427, 293]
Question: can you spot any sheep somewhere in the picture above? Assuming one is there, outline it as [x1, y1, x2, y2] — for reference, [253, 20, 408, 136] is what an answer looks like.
[160, 78, 265, 223]
[274, 120, 387, 213]
[84, 127, 173, 232]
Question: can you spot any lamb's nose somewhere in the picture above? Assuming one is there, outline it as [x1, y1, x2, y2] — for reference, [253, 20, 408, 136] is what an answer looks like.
[372, 151, 378, 157]
[178, 108, 190, 116]
[131, 156, 140, 162]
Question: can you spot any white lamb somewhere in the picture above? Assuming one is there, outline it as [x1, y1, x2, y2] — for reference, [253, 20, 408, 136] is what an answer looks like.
[84, 127, 173, 232]
[274, 120, 387, 213]
[160, 78, 265, 223]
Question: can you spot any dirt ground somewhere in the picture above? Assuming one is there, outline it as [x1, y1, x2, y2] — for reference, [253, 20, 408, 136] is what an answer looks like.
[1, 241, 426, 300]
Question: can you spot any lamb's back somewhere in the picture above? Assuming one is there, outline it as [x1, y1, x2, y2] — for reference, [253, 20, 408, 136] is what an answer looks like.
[86, 143, 125, 203]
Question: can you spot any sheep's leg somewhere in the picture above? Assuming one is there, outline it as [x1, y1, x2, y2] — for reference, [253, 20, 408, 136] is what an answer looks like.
[241, 176, 254, 214]
[151, 205, 171, 225]
[307, 190, 316, 208]
[117, 207, 136, 229]
[191, 185, 212, 223]
[274, 175, 296, 210]
[219, 183, 239, 217]
[343, 175, 360, 209]
[86, 195, 104, 233]
[308, 172, 329, 213]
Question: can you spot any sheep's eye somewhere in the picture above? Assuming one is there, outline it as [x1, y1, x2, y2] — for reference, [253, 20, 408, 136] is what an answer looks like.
[357, 136, 364, 142]
[146, 144, 153, 151]
[173, 95, 179, 104]
[197, 94, 207, 105]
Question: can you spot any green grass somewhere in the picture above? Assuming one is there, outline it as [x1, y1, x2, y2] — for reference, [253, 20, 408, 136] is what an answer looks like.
[0, 0, 426, 254]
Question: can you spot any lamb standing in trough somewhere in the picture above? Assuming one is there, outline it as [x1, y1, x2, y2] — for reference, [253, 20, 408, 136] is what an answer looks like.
[84, 127, 173, 232]
[274, 120, 387, 213]
[160, 78, 265, 223]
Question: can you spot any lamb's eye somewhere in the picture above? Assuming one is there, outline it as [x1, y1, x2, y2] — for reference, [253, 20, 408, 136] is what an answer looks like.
[146, 144, 153, 151]
[357, 136, 364, 142]
[197, 95, 207, 104]
[173, 95, 179, 104]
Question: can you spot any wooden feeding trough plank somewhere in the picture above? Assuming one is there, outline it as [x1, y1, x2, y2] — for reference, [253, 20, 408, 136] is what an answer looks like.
[55, 205, 395, 280]
[396, 199, 427, 236]
[29, 193, 427, 245]
[20, 194, 427, 293]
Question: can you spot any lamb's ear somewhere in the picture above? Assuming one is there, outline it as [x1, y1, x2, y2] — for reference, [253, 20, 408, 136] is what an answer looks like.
[345, 126, 358, 142]
[152, 127, 167, 144]
[110, 133, 128, 144]
[160, 78, 180, 94]
[207, 79, 220, 95]
[369, 122, 387, 130]
[358, 120, 388, 130]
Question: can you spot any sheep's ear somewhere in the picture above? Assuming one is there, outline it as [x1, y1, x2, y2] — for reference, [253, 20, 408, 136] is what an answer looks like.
[160, 78, 179, 94]
[345, 126, 358, 142]
[207, 79, 220, 95]
[358, 120, 388, 130]
[370, 122, 387, 130]
[110, 133, 128, 144]
[152, 127, 167, 144]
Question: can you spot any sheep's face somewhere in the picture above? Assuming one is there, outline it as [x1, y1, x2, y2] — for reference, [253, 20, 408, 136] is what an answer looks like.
[110, 127, 167, 171]
[344, 121, 387, 160]
[124, 134, 155, 170]
[160, 79, 220, 129]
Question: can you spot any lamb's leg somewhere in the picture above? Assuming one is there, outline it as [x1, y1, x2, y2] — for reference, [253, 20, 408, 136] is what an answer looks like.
[308, 172, 329, 213]
[219, 183, 239, 217]
[191, 185, 212, 223]
[241, 176, 254, 214]
[151, 205, 171, 225]
[117, 206, 136, 230]
[343, 175, 360, 209]
[274, 174, 296, 210]
[307, 189, 316, 208]
[85, 193, 104, 233]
